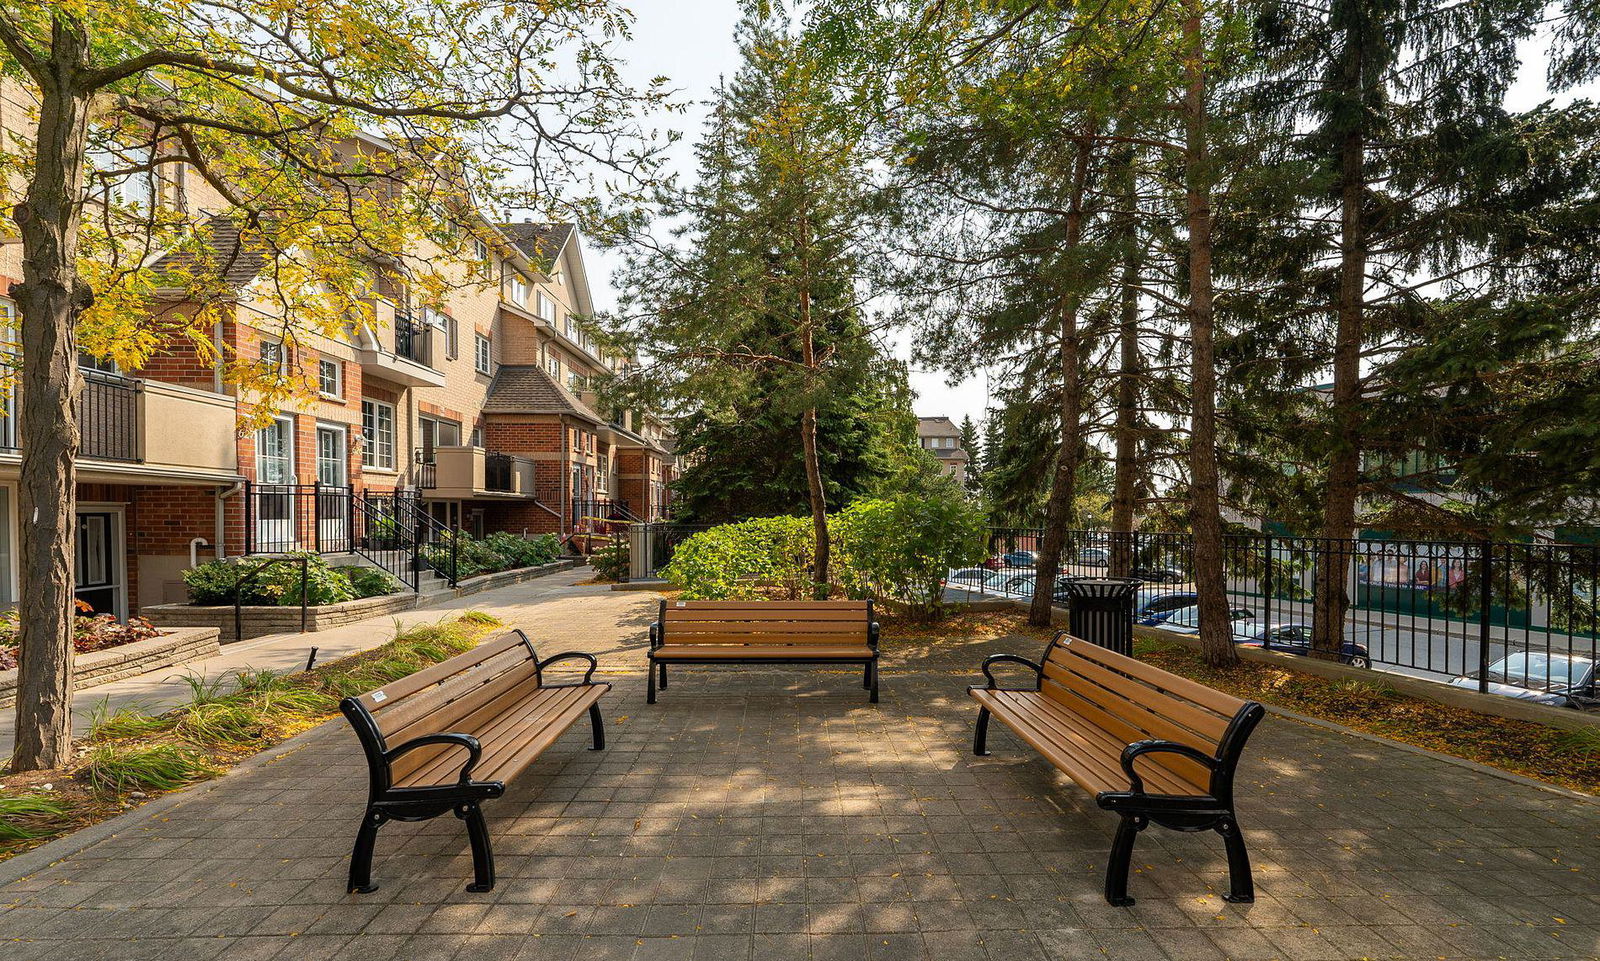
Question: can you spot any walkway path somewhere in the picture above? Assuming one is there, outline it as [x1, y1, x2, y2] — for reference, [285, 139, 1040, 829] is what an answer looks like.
[0, 568, 607, 758]
[3, 580, 1598, 960]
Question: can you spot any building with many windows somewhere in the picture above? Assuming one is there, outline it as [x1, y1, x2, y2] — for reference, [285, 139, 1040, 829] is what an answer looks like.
[0, 100, 675, 618]
[916, 416, 970, 486]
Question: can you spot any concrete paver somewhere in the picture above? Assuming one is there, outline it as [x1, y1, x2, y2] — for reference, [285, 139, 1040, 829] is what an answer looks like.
[3, 577, 1598, 960]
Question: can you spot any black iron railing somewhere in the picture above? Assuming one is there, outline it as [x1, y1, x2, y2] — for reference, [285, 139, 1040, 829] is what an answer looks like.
[80, 369, 141, 462]
[394, 313, 430, 365]
[413, 448, 438, 489]
[485, 452, 513, 492]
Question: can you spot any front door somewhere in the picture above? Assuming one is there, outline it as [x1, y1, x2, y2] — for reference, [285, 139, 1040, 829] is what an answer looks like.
[316, 426, 349, 551]
[74, 510, 121, 617]
[255, 417, 296, 551]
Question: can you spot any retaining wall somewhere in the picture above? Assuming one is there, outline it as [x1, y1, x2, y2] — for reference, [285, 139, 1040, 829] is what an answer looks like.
[0, 627, 221, 709]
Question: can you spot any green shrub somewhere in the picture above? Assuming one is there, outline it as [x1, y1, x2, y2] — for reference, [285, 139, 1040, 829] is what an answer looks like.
[423, 531, 563, 580]
[663, 516, 816, 599]
[183, 554, 370, 607]
[339, 566, 403, 599]
[832, 492, 988, 618]
[591, 538, 629, 581]
[181, 560, 263, 605]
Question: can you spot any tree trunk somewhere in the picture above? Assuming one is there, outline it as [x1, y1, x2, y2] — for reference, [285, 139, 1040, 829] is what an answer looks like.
[10, 21, 92, 771]
[1312, 28, 1367, 661]
[1182, 0, 1237, 669]
[1030, 132, 1095, 627]
[1109, 145, 1142, 580]
[800, 405, 829, 598]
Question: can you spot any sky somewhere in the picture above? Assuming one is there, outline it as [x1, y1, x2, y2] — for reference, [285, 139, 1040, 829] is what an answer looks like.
[585, 2, 1592, 431]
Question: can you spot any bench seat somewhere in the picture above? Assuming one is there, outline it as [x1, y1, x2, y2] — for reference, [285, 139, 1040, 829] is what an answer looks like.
[340, 628, 609, 894]
[971, 632, 1264, 906]
[649, 600, 880, 702]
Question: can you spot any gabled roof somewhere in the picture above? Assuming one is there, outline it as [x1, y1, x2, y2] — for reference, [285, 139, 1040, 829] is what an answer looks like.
[481, 364, 602, 424]
[149, 214, 274, 289]
[916, 416, 961, 438]
[497, 222, 576, 273]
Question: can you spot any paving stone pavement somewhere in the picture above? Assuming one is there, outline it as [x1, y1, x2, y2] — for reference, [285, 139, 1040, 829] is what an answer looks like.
[3, 583, 1598, 960]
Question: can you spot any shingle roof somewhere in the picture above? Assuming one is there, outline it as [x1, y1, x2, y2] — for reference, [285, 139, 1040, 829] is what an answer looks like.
[498, 222, 575, 273]
[481, 364, 602, 423]
[916, 416, 960, 438]
[149, 214, 274, 289]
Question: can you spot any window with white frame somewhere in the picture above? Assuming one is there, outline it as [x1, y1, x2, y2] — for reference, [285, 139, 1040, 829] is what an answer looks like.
[568, 371, 580, 389]
[507, 271, 529, 306]
[537, 293, 556, 321]
[564, 315, 577, 339]
[318, 359, 342, 398]
[361, 399, 396, 469]
[474, 333, 492, 375]
[259, 339, 287, 374]
[545, 354, 560, 378]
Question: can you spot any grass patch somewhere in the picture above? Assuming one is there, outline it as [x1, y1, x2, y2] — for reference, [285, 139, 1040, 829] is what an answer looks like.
[0, 610, 503, 860]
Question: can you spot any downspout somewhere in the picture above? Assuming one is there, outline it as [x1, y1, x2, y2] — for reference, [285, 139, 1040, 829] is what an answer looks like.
[215, 481, 242, 559]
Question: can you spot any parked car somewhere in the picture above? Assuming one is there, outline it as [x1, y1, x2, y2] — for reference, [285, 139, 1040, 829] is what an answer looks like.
[998, 550, 1038, 569]
[1001, 574, 1080, 602]
[1450, 652, 1599, 710]
[946, 567, 998, 586]
[1134, 590, 1201, 625]
[1076, 547, 1110, 568]
[1236, 623, 1371, 669]
[1133, 565, 1187, 583]
[1156, 605, 1255, 636]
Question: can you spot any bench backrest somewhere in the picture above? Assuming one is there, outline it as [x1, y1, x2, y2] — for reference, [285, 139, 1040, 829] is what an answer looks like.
[1039, 633, 1257, 795]
[657, 599, 875, 647]
[342, 630, 540, 786]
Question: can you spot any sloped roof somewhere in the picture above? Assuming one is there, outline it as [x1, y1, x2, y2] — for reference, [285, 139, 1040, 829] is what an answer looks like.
[498, 222, 575, 273]
[149, 214, 274, 288]
[916, 416, 960, 438]
[482, 364, 602, 423]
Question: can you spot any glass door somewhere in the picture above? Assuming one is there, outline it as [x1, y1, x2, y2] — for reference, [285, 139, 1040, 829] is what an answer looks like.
[316, 426, 349, 551]
[74, 510, 120, 617]
[255, 417, 296, 551]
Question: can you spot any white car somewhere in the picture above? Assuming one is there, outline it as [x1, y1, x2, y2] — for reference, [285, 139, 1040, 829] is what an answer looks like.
[1156, 604, 1256, 637]
[1450, 652, 1599, 709]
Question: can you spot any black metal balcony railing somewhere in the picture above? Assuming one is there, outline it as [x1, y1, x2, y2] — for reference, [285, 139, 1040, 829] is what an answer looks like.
[80, 369, 141, 462]
[394, 314, 429, 366]
[485, 452, 513, 492]
[413, 448, 437, 489]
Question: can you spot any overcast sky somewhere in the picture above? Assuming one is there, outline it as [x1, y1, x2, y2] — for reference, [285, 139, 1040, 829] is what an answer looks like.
[587, 3, 1593, 430]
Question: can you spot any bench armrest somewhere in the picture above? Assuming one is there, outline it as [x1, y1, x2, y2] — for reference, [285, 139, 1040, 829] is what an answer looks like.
[1119, 739, 1217, 794]
[868, 621, 880, 651]
[385, 732, 483, 786]
[649, 622, 660, 650]
[979, 653, 1043, 690]
[537, 650, 599, 686]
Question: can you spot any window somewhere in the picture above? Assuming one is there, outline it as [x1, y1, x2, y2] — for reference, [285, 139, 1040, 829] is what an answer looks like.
[361, 400, 396, 470]
[568, 371, 580, 389]
[470, 425, 483, 447]
[260, 339, 286, 373]
[445, 316, 459, 361]
[472, 239, 491, 279]
[537, 293, 555, 321]
[474, 333, 492, 375]
[508, 273, 529, 306]
[546, 354, 560, 378]
[565, 315, 578, 339]
[318, 359, 342, 398]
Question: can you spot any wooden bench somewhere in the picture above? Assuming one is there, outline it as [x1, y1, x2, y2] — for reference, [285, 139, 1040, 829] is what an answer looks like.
[339, 629, 609, 894]
[648, 599, 879, 703]
[970, 631, 1265, 906]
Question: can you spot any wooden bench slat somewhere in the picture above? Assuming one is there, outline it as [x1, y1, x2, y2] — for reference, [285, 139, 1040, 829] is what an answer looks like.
[379, 646, 537, 740]
[399, 684, 599, 787]
[389, 662, 544, 782]
[467, 686, 608, 785]
[1043, 654, 1231, 745]
[665, 609, 872, 623]
[1059, 637, 1246, 718]
[653, 643, 874, 660]
[358, 631, 528, 714]
[663, 620, 869, 635]
[650, 600, 879, 703]
[1037, 675, 1214, 789]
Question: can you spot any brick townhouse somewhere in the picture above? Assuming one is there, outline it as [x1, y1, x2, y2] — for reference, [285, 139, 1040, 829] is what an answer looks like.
[0, 89, 675, 619]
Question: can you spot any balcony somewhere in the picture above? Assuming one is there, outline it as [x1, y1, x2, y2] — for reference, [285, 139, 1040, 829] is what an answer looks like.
[0, 372, 240, 483]
[354, 308, 446, 388]
[416, 446, 539, 499]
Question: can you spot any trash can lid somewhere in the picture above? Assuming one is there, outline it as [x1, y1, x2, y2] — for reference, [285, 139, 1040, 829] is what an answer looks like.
[1063, 577, 1144, 599]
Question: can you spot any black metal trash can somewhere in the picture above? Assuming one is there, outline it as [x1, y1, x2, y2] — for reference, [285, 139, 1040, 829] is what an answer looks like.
[1064, 577, 1142, 656]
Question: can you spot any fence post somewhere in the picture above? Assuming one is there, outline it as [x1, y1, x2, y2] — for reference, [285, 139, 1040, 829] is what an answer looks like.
[244, 480, 254, 556]
[450, 524, 460, 588]
[312, 480, 322, 554]
[348, 486, 357, 552]
[1478, 540, 1493, 693]
[1261, 533, 1273, 630]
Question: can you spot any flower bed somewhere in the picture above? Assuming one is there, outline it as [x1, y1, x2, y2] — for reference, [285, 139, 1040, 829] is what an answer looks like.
[182, 553, 403, 607]
[0, 605, 165, 672]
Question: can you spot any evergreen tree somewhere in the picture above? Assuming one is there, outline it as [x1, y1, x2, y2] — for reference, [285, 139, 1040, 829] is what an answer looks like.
[958, 415, 983, 494]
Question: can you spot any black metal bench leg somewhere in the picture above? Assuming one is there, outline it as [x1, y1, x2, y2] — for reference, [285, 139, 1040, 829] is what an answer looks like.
[863, 663, 872, 689]
[347, 808, 385, 894]
[1104, 814, 1146, 906]
[647, 658, 658, 704]
[589, 701, 606, 750]
[973, 706, 992, 756]
[1217, 816, 1254, 903]
[457, 802, 496, 893]
[659, 662, 667, 690]
[869, 660, 879, 703]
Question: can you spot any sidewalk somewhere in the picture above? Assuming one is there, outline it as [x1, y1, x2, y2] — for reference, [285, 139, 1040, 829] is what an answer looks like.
[0, 565, 605, 758]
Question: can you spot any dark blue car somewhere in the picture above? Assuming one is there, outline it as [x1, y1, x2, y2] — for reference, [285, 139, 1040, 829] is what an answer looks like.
[1134, 590, 1199, 626]
[1237, 623, 1371, 669]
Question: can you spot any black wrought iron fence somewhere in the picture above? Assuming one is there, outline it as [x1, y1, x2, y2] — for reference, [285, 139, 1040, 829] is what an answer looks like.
[80, 369, 141, 463]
